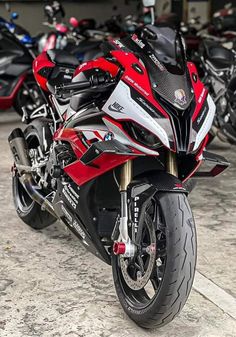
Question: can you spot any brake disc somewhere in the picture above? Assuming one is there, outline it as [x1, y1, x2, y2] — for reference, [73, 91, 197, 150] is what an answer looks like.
[119, 214, 157, 291]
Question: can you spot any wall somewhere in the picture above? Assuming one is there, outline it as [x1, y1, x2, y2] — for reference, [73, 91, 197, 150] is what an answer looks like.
[156, 0, 172, 15]
[0, 1, 138, 35]
[187, 1, 210, 23]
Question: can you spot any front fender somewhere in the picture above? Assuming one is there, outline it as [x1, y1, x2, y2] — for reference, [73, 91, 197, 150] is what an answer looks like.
[127, 171, 188, 238]
[131, 171, 188, 196]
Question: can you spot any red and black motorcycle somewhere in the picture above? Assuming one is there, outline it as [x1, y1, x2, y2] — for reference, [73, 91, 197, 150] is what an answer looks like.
[8, 23, 229, 328]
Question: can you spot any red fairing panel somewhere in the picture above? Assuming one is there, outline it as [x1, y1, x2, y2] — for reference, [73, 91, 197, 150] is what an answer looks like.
[54, 127, 87, 155]
[110, 51, 170, 119]
[0, 74, 26, 110]
[74, 57, 120, 78]
[54, 126, 138, 186]
[33, 52, 55, 92]
[64, 153, 135, 186]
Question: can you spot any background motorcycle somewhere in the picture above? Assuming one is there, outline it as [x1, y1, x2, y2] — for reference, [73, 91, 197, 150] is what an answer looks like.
[199, 39, 236, 144]
[37, 3, 105, 62]
[8, 0, 229, 328]
[0, 2, 42, 53]
[180, 4, 236, 64]
[0, 27, 44, 116]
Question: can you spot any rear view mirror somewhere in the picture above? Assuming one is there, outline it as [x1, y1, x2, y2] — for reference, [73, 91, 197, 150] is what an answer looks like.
[143, 0, 156, 7]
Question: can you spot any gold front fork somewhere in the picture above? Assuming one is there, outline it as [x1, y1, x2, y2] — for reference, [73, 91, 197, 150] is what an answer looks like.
[120, 160, 133, 191]
[166, 152, 178, 177]
[118, 160, 133, 242]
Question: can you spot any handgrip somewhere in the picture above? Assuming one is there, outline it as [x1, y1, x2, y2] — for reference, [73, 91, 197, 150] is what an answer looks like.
[55, 72, 116, 97]
[56, 80, 91, 94]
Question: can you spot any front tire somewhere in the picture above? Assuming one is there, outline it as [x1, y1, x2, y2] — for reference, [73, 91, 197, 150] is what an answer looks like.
[112, 193, 197, 329]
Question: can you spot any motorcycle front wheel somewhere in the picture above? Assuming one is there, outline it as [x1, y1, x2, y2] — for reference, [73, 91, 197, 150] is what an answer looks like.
[112, 192, 197, 329]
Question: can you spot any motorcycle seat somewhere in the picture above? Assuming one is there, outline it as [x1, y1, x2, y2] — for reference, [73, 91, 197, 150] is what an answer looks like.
[47, 50, 79, 68]
[203, 40, 234, 69]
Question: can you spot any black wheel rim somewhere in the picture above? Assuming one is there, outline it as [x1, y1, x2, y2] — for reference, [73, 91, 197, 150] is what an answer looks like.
[17, 81, 44, 114]
[117, 199, 167, 309]
[14, 173, 34, 212]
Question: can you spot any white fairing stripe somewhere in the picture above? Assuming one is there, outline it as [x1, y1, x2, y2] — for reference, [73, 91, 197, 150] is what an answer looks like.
[103, 118, 159, 156]
[193, 94, 216, 152]
[103, 81, 170, 149]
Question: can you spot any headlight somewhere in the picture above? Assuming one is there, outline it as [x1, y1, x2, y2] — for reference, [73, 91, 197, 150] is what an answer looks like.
[123, 122, 161, 149]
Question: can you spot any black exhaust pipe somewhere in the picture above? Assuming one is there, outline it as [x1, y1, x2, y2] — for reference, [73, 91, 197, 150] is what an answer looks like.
[8, 128, 58, 219]
[8, 128, 31, 168]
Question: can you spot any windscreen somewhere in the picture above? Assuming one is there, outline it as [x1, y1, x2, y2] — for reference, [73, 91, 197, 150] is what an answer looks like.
[121, 25, 194, 111]
[146, 26, 185, 75]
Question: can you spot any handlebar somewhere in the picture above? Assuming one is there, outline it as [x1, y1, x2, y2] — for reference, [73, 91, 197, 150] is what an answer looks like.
[55, 73, 116, 98]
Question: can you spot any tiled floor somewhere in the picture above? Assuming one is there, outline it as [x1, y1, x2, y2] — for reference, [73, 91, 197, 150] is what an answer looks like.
[0, 112, 235, 337]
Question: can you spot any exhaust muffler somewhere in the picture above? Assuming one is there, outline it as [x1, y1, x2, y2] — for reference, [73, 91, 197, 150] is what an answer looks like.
[8, 128, 57, 219]
[8, 128, 31, 169]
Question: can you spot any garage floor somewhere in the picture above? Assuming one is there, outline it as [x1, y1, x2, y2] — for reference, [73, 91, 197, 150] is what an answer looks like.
[0, 112, 236, 337]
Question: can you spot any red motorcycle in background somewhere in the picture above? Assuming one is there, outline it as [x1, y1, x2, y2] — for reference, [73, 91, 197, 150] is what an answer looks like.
[38, 1, 107, 61]
[8, 1, 229, 330]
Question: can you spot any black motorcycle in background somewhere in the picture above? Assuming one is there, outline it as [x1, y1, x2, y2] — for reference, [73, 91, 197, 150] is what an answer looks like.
[199, 40, 236, 144]
[0, 27, 44, 116]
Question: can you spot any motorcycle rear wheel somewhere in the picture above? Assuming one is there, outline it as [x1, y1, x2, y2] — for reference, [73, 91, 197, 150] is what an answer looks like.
[112, 192, 197, 329]
[12, 124, 56, 229]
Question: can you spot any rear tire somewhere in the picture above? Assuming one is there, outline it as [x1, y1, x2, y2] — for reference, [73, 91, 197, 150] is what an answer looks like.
[112, 193, 197, 329]
[12, 123, 56, 230]
[12, 175, 56, 230]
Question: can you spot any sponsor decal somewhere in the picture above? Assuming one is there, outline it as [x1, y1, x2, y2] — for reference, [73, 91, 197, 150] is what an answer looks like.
[173, 183, 185, 190]
[114, 40, 125, 49]
[72, 220, 86, 240]
[125, 76, 150, 97]
[64, 74, 73, 80]
[174, 89, 187, 106]
[197, 106, 208, 125]
[149, 54, 165, 72]
[61, 203, 88, 245]
[198, 88, 206, 104]
[62, 184, 80, 210]
[134, 196, 140, 233]
[137, 97, 156, 114]
[61, 205, 73, 224]
[108, 101, 124, 113]
[132, 34, 145, 49]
